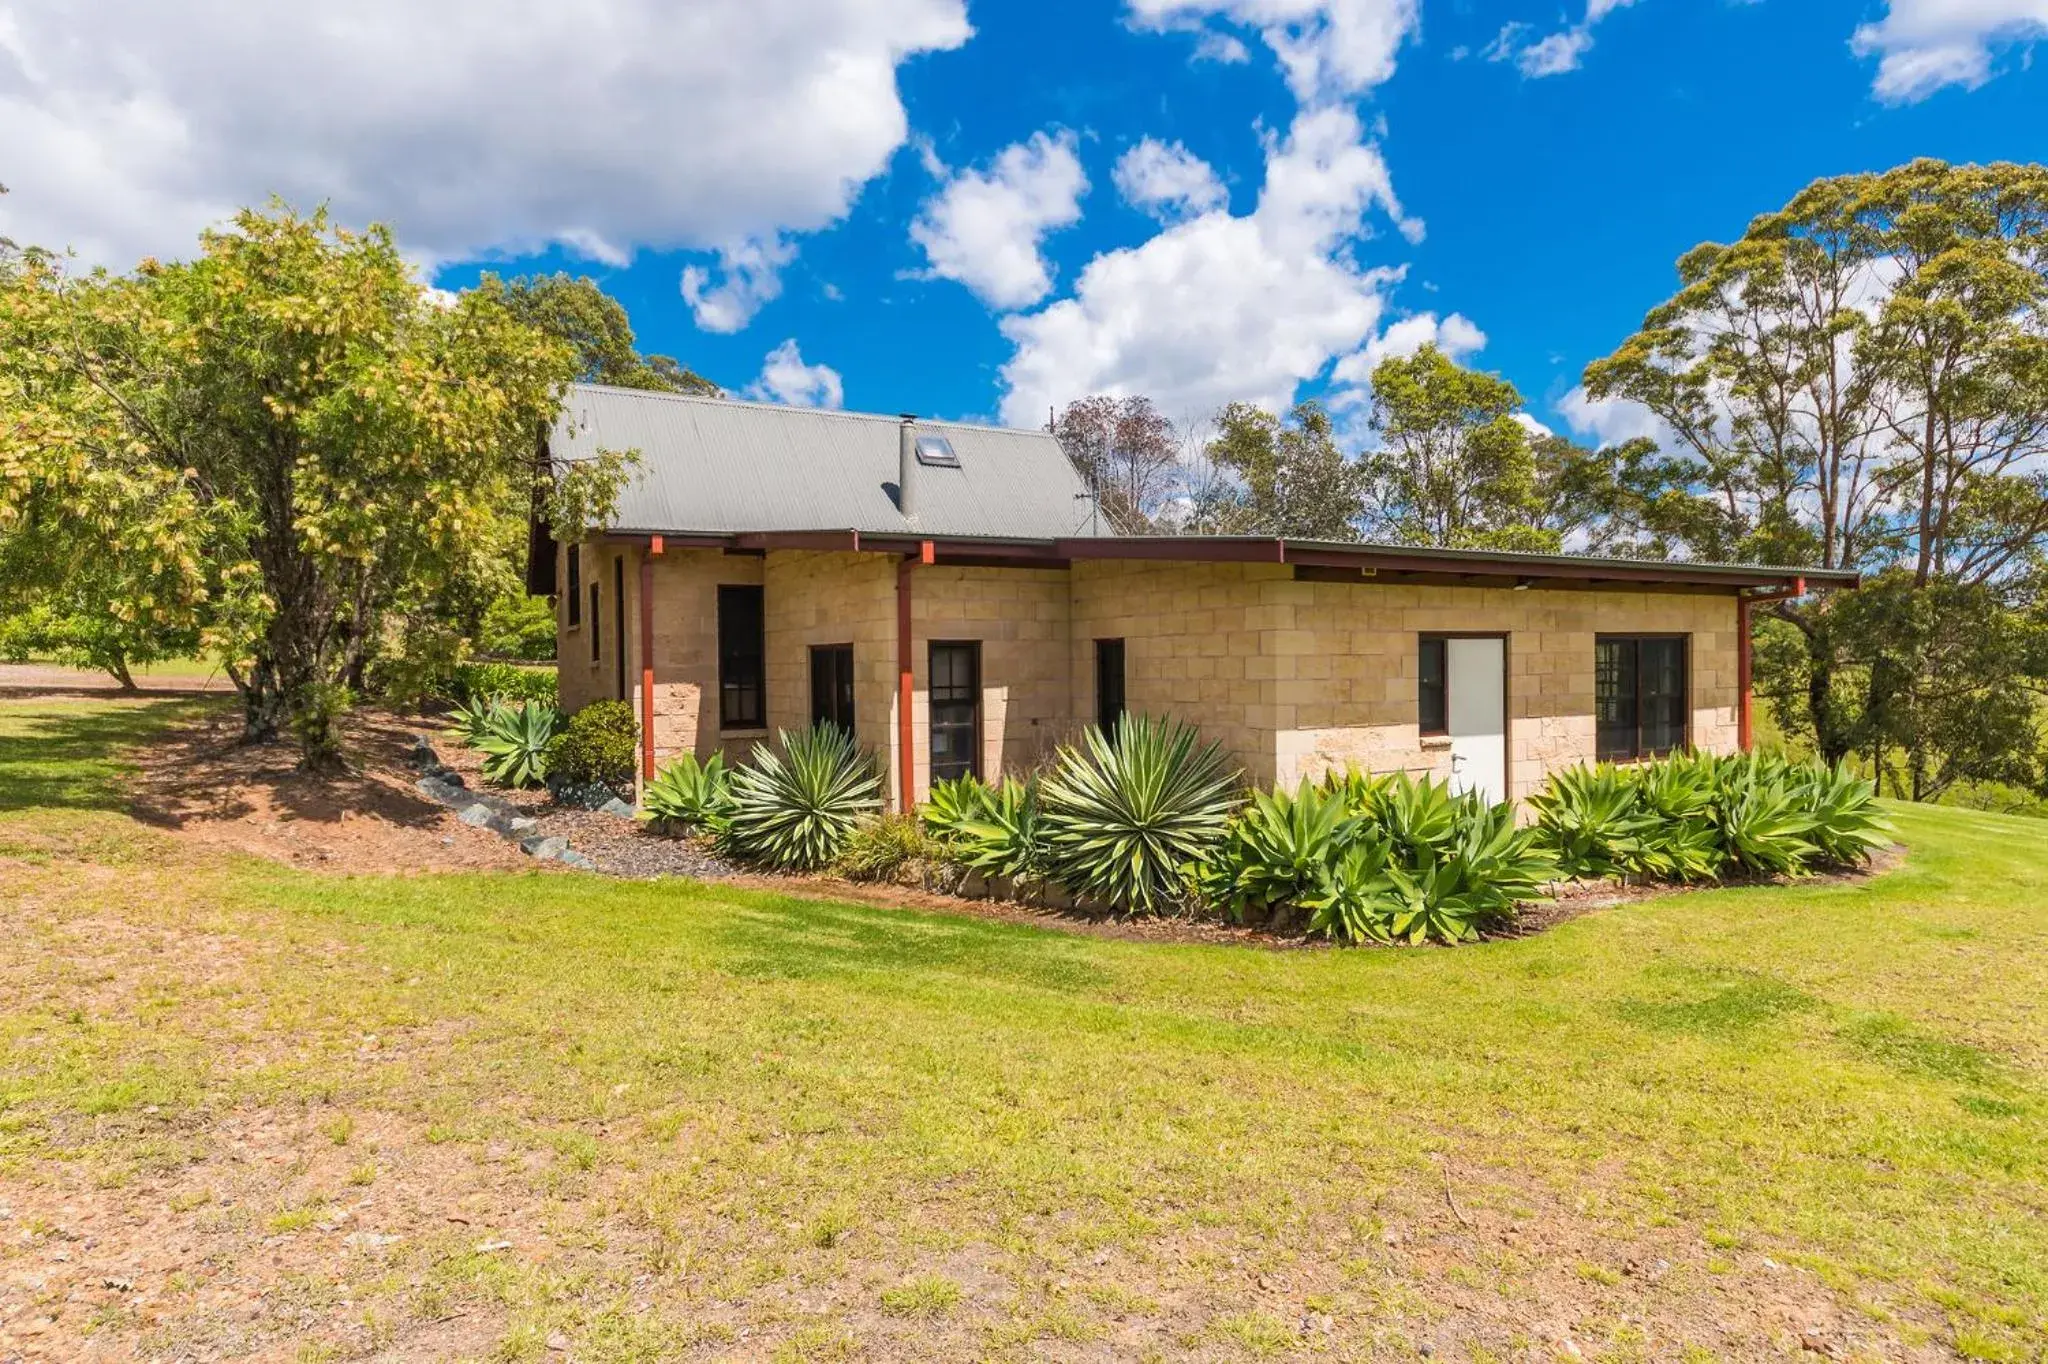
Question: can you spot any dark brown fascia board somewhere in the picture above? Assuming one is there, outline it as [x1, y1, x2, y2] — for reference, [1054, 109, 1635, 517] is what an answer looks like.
[602, 528, 1853, 591]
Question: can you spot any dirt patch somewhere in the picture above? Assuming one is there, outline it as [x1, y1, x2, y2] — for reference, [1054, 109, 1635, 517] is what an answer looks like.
[127, 706, 538, 875]
[0, 661, 234, 697]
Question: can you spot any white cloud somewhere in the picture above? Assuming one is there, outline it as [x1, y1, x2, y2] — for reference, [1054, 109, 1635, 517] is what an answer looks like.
[1557, 385, 1668, 448]
[1124, 0, 1422, 101]
[1851, 0, 2048, 102]
[680, 236, 796, 333]
[1113, 139, 1229, 223]
[910, 131, 1089, 310]
[997, 107, 1415, 426]
[1487, 0, 1638, 78]
[745, 339, 844, 409]
[1331, 311, 1488, 388]
[0, 0, 969, 291]
[1194, 30, 1254, 63]
[1515, 28, 1595, 76]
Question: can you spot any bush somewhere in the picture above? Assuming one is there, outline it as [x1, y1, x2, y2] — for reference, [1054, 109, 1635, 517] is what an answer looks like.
[1039, 715, 1239, 914]
[718, 724, 884, 870]
[833, 815, 939, 883]
[451, 661, 557, 707]
[476, 701, 564, 789]
[1200, 778, 1353, 920]
[1530, 751, 1889, 883]
[922, 775, 1051, 890]
[640, 752, 735, 836]
[476, 593, 557, 661]
[548, 700, 638, 791]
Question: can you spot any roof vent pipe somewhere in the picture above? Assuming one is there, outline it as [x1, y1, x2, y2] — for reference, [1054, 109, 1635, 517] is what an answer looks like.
[898, 413, 918, 522]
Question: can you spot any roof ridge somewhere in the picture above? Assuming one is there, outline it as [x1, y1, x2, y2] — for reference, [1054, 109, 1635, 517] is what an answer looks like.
[566, 382, 1044, 437]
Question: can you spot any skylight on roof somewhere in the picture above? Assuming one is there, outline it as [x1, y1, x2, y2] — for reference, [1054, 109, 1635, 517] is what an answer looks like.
[914, 433, 960, 468]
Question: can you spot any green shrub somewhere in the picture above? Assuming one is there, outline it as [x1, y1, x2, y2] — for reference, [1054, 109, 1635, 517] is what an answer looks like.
[1039, 715, 1239, 914]
[921, 774, 994, 840]
[476, 593, 558, 661]
[719, 724, 884, 870]
[833, 814, 939, 883]
[942, 777, 1051, 887]
[1296, 777, 1553, 945]
[451, 661, 557, 707]
[1794, 761, 1892, 865]
[1201, 778, 1354, 920]
[476, 701, 564, 789]
[1530, 751, 1888, 883]
[548, 700, 639, 790]
[449, 693, 507, 746]
[640, 752, 735, 836]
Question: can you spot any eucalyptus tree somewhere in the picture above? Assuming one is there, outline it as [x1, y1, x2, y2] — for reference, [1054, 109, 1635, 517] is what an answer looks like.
[1584, 158, 2048, 789]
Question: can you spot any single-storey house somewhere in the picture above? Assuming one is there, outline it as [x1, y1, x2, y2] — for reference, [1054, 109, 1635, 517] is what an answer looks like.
[531, 383, 1854, 810]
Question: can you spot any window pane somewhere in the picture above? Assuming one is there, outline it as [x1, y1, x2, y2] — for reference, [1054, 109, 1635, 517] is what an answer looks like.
[811, 645, 854, 734]
[566, 546, 582, 625]
[1595, 637, 1638, 761]
[589, 583, 600, 662]
[1096, 639, 1125, 734]
[929, 642, 980, 782]
[719, 585, 766, 729]
[1639, 637, 1688, 756]
[1418, 637, 1447, 735]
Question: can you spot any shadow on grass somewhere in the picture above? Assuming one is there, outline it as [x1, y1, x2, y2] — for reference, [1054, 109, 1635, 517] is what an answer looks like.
[706, 888, 1113, 994]
[0, 698, 211, 815]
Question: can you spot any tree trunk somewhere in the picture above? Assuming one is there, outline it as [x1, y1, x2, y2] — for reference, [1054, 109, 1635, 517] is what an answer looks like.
[108, 656, 137, 692]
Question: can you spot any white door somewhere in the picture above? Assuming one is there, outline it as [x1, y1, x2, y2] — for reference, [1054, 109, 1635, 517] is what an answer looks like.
[1445, 637, 1507, 805]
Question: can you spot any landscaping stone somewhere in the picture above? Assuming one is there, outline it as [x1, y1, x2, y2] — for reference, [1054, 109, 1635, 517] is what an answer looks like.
[457, 802, 499, 828]
[597, 797, 635, 819]
[557, 850, 596, 870]
[520, 835, 569, 860]
[416, 776, 469, 807]
[508, 816, 538, 835]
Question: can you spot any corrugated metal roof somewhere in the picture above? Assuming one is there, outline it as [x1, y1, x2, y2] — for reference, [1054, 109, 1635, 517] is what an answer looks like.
[551, 384, 1104, 539]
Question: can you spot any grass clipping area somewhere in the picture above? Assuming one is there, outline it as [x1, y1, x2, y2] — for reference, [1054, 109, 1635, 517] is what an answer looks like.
[0, 698, 2044, 1362]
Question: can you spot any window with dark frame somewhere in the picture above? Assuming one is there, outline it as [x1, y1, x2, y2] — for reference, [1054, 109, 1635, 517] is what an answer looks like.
[613, 557, 627, 699]
[566, 545, 582, 627]
[928, 641, 981, 784]
[718, 585, 766, 730]
[1095, 638, 1126, 735]
[810, 644, 856, 735]
[1418, 636, 1447, 736]
[589, 582, 601, 662]
[1595, 635, 1689, 761]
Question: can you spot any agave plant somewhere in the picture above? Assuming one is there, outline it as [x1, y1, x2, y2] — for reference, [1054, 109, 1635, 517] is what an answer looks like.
[1529, 763, 1655, 879]
[1793, 761, 1891, 865]
[450, 693, 509, 746]
[639, 751, 735, 836]
[1201, 778, 1357, 919]
[476, 701, 564, 789]
[1302, 829, 1406, 943]
[920, 774, 995, 840]
[1703, 752, 1819, 876]
[718, 724, 883, 870]
[944, 776, 1052, 886]
[1350, 771, 1461, 865]
[1039, 714, 1240, 914]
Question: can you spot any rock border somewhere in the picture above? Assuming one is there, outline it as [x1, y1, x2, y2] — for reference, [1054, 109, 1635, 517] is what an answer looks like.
[405, 734, 627, 870]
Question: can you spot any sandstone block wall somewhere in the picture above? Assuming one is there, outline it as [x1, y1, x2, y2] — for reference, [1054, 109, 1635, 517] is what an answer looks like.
[558, 544, 1742, 806]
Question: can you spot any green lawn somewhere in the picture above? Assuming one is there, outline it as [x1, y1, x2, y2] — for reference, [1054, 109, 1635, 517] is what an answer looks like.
[1, 698, 2044, 1362]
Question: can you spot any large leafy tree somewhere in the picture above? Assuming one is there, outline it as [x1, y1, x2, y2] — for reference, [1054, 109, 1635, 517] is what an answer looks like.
[1202, 400, 1364, 540]
[477, 272, 719, 395]
[0, 204, 627, 766]
[1362, 344, 1551, 550]
[1051, 394, 1181, 533]
[1583, 159, 2048, 781]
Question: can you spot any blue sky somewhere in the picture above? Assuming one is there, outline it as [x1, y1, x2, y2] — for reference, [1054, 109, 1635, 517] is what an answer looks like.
[5, 0, 2046, 443]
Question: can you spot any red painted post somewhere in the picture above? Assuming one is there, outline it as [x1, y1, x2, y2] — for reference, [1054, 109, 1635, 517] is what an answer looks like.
[639, 536, 663, 782]
[896, 554, 917, 813]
